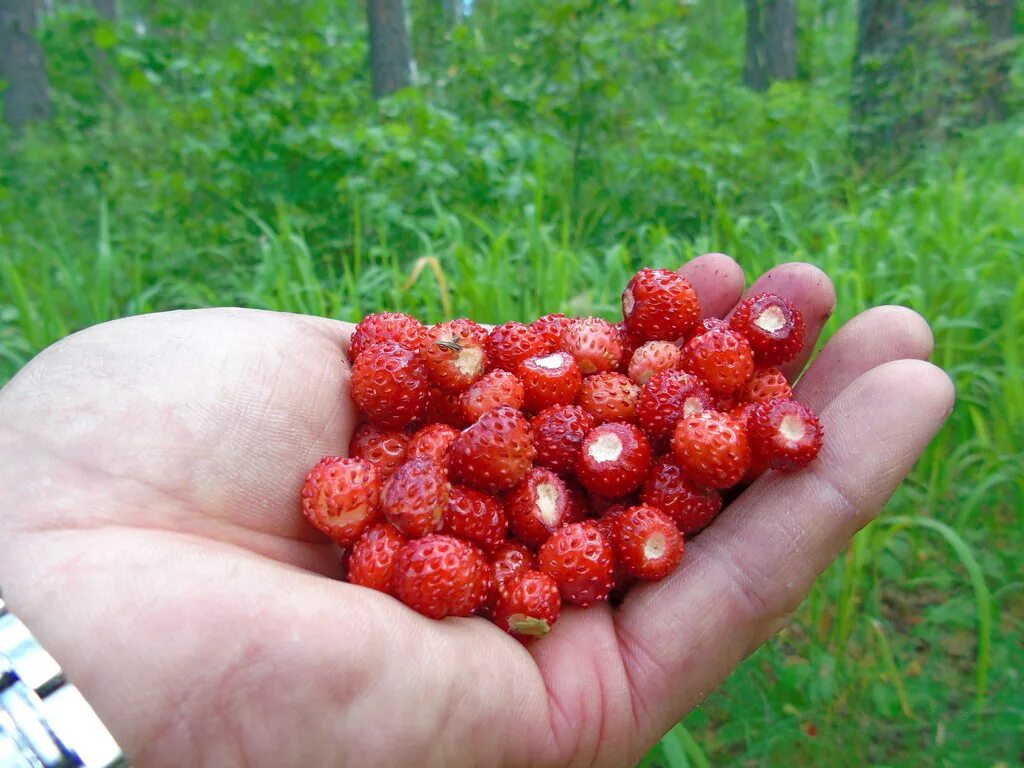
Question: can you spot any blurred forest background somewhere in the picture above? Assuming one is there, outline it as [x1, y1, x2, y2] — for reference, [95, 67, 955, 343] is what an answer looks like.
[1, 1, 1022, 765]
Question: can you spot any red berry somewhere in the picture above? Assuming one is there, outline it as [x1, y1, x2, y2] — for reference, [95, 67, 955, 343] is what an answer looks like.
[443, 485, 508, 551]
[347, 523, 407, 595]
[576, 422, 652, 498]
[748, 398, 824, 471]
[641, 457, 722, 534]
[681, 328, 755, 396]
[530, 313, 572, 350]
[349, 312, 427, 363]
[685, 317, 730, 343]
[538, 521, 616, 607]
[449, 406, 536, 493]
[628, 341, 682, 386]
[460, 370, 525, 422]
[392, 534, 490, 619]
[493, 570, 562, 642]
[382, 457, 450, 538]
[614, 322, 644, 374]
[562, 317, 624, 374]
[530, 405, 596, 476]
[611, 504, 685, 581]
[671, 412, 751, 488]
[562, 477, 590, 523]
[420, 319, 489, 392]
[349, 423, 409, 479]
[742, 367, 793, 403]
[636, 370, 715, 447]
[505, 467, 573, 550]
[406, 423, 459, 465]
[578, 372, 640, 424]
[490, 541, 537, 594]
[729, 292, 806, 366]
[622, 268, 701, 341]
[486, 322, 554, 373]
[424, 386, 467, 428]
[301, 456, 382, 546]
[350, 341, 431, 429]
[517, 351, 582, 412]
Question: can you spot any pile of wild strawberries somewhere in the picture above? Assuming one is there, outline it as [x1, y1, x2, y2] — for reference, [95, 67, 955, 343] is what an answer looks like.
[300, 268, 823, 642]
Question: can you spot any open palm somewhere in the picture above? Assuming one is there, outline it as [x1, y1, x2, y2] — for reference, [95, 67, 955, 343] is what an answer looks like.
[0, 254, 952, 768]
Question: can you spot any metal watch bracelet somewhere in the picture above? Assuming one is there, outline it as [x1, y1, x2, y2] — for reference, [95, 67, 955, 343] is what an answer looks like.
[0, 593, 127, 768]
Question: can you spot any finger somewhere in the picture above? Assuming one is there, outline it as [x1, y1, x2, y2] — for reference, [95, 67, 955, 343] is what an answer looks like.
[613, 359, 954, 742]
[677, 253, 746, 319]
[727, 262, 836, 380]
[795, 305, 934, 412]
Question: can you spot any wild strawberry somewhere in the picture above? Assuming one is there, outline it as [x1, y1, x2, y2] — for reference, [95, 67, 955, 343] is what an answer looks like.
[636, 370, 715, 447]
[622, 268, 701, 341]
[392, 534, 490, 619]
[382, 457, 450, 538]
[681, 328, 755, 396]
[538, 521, 616, 607]
[530, 405, 596, 476]
[611, 504, 685, 581]
[421, 318, 489, 392]
[505, 467, 573, 549]
[641, 457, 722, 534]
[449, 406, 536, 492]
[589, 493, 632, 519]
[562, 317, 624, 374]
[424, 386, 467, 428]
[684, 317, 729, 343]
[729, 292, 806, 366]
[748, 398, 824, 471]
[349, 312, 427, 362]
[530, 313, 572, 350]
[628, 341, 682, 386]
[742, 367, 793, 403]
[461, 370, 525, 422]
[347, 523, 407, 595]
[350, 341, 430, 429]
[614, 322, 644, 374]
[493, 570, 562, 642]
[578, 372, 640, 424]
[443, 485, 508, 551]
[486, 322, 554, 373]
[406, 423, 459, 465]
[301, 456, 382, 546]
[593, 504, 628, 541]
[671, 412, 751, 488]
[576, 422, 652, 498]
[348, 423, 409, 479]
[563, 477, 590, 522]
[517, 351, 582, 412]
[490, 541, 537, 594]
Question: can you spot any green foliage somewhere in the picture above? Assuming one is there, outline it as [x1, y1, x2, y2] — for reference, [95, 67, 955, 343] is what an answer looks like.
[1, 1, 1022, 765]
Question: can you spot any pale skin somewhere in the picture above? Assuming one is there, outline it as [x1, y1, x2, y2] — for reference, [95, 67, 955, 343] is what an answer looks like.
[0, 254, 954, 767]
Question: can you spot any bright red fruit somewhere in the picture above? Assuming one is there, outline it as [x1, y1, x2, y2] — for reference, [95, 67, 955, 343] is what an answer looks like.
[350, 341, 431, 429]
[493, 570, 562, 642]
[347, 523, 407, 594]
[486, 322, 554, 373]
[611, 504, 685, 581]
[622, 268, 701, 341]
[449, 406, 536, 492]
[614, 322, 644, 374]
[518, 351, 582, 412]
[301, 456, 382, 546]
[681, 328, 755, 396]
[348, 423, 409, 479]
[748, 398, 824, 471]
[538, 521, 616, 607]
[491, 541, 536, 594]
[421, 318, 489, 392]
[382, 457, 450, 538]
[392, 535, 490, 619]
[406, 423, 459, 465]
[576, 422, 652, 498]
[530, 313, 572, 350]
[505, 467, 573, 549]
[729, 292, 806, 366]
[641, 457, 722, 534]
[530, 405, 596, 476]
[578, 372, 641, 423]
[562, 317, 624, 374]
[685, 317, 730, 343]
[424, 386, 467, 428]
[636, 370, 715, 447]
[443, 485, 508, 551]
[628, 341, 682, 386]
[461, 370, 525, 422]
[671, 412, 751, 488]
[349, 312, 427, 362]
[743, 367, 793, 403]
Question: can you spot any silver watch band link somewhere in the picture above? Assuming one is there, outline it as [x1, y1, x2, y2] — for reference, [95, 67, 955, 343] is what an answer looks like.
[0, 596, 126, 768]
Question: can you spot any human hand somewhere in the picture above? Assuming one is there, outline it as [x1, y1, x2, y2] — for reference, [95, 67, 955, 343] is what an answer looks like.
[0, 254, 953, 767]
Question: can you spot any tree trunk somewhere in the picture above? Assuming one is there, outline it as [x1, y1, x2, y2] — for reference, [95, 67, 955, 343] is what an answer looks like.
[0, 0, 53, 132]
[744, 0, 797, 91]
[94, 0, 117, 21]
[367, 0, 412, 98]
